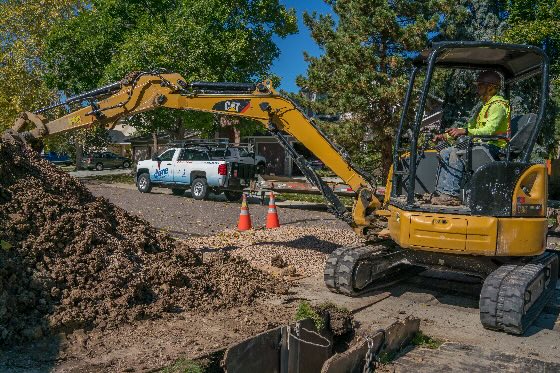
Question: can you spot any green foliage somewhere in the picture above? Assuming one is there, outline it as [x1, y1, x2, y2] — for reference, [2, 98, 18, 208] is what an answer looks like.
[0, 0, 87, 131]
[296, 0, 460, 178]
[159, 358, 205, 373]
[44, 125, 111, 157]
[500, 0, 560, 156]
[43, 0, 297, 136]
[378, 351, 397, 364]
[411, 331, 443, 349]
[295, 301, 325, 331]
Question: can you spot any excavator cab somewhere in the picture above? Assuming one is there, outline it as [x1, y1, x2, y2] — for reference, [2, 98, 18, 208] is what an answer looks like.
[376, 41, 557, 334]
[388, 41, 550, 255]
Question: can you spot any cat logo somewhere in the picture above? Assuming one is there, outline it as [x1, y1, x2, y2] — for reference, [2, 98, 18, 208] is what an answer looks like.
[212, 100, 251, 113]
[225, 101, 241, 112]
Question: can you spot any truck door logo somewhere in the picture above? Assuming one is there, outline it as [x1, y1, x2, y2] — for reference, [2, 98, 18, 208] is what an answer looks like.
[213, 100, 251, 113]
[154, 168, 169, 178]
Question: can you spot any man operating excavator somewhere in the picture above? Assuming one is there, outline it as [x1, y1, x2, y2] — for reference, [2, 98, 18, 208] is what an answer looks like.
[432, 70, 511, 206]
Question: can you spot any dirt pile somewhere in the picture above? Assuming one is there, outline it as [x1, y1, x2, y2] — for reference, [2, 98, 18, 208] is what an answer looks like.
[0, 141, 286, 346]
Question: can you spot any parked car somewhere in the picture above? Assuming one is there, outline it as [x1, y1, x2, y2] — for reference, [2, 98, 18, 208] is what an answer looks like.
[135, 147, 256, 201]
[86, 152, 133, 171]
[41, 151, 73, 166]
[210, 146, 267, 174]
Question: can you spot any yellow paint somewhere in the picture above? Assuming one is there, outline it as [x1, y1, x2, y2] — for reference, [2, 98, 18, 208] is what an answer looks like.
[496, 218, 546, 256]
[384, 164, 393, 204]
[512, 164, 547, 217]
[388, 206, 544, 256]
[69, 115, 81, 126]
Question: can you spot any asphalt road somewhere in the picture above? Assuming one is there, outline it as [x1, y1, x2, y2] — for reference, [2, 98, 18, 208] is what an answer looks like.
[85, 182, 350, 238]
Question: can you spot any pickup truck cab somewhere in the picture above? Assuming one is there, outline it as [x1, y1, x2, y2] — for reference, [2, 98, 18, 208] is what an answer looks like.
[210, 146, 267, 174]
[135, 147, 255, 201]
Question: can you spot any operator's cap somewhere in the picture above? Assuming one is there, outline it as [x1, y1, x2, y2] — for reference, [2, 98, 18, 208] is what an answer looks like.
[475, 70, 501, 86]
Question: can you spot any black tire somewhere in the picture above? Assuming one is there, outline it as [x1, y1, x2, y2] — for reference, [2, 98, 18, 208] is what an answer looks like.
[95, 162, 104, 171]
[191, 178, 208, 200]
[256, 162, 266, 175]
[171, 188, 185, 196]
[123, 161, 131, 168]
[137, 173, 152, 193]
[224, 190, 243, 202]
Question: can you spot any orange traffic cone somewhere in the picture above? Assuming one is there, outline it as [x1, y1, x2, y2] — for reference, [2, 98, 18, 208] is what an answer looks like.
[266, 191, 280, 229]
[237, 193, 252, 231]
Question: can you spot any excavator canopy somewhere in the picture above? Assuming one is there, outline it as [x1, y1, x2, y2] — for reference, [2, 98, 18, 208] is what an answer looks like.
[414, 41, 548, 79]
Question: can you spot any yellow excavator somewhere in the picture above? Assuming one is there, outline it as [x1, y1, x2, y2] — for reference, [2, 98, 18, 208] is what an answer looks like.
[3, 41, 557, 335]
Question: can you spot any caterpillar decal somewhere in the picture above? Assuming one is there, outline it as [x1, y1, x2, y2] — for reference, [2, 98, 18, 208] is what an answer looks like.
[212, 100, 251, 113]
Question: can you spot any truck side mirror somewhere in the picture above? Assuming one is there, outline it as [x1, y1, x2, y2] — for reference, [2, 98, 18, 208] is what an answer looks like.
[151, 155, 161, 161]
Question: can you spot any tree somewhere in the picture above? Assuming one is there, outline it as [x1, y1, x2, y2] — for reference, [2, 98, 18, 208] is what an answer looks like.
[500, 0, 560, 156]
[0, 0, 87, 131]
[296, 0, 459, 179]
[43, 0, 297, 137]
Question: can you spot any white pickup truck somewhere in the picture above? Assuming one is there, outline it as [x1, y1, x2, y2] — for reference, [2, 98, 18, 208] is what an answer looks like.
[210, 146, 267, 174]
[135, 147, 256, 201]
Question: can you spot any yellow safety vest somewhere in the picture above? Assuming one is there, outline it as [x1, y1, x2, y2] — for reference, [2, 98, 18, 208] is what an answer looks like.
[468, 95, 511, 148]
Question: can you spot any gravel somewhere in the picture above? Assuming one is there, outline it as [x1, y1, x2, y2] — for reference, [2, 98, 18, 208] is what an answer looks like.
[187, 227, 363, 277]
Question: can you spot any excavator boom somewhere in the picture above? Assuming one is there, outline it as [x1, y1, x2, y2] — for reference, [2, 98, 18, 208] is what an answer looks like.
[3, 71, 383, 235]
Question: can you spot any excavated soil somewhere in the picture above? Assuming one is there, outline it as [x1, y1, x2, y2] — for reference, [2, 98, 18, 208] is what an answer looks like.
[0, 141, 286, 346]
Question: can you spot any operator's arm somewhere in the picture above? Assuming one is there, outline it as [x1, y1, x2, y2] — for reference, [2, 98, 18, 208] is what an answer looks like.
[467, 103, 507, 136]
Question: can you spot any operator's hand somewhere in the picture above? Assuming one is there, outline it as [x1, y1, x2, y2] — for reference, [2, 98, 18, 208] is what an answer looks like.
[446, 127, 467, 138]
[433, 133, 447, 142]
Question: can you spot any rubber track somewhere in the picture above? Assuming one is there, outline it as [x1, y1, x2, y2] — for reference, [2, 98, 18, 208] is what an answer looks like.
[480, 252, 559, 335]
[324, 244, 369, 295]
[323, 244, 399, 296]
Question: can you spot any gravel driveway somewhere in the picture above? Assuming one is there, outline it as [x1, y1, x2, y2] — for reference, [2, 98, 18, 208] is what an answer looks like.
[85, 182, 351, 238]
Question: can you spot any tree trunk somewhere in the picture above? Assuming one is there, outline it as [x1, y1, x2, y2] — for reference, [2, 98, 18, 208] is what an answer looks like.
[152, 132, 158, 155]
[75, 143, 84, 171]
[381, 135, 393, 181]
[233, 125, 241, 145]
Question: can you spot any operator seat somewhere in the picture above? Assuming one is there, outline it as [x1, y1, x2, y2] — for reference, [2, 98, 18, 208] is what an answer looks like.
[507, 113, 537, 159]
[469, 113, 538, 170]
[464, 113, 538, 213]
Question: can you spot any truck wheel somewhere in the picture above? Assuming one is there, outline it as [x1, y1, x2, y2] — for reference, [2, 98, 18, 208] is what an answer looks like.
[95, 162, 104, 171]
[123, 161, 131, 168]
[171, 188, 185, 196]
[257, 162, 266, 175]
[224, 191, 243, 202]
[191, 178, 208, 200]
[137, 173, 152, 193]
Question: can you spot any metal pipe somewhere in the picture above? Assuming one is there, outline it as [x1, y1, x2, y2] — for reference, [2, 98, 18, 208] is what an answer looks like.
[189, 81, 256, 93]
[34, 81, 123, 114]
[392, 67, 419, 198]
[408, 48, 439, 205]
[522, 53, 550, 162]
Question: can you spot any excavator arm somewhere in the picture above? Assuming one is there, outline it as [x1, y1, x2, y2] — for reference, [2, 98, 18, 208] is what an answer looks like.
[3, 72, 384, 235]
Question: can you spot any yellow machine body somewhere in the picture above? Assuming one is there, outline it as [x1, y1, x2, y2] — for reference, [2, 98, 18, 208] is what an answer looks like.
[386, 164, 548, 257]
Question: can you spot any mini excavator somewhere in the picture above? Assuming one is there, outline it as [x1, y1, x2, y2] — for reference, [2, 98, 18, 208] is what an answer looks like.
[4, 41, 557, 335]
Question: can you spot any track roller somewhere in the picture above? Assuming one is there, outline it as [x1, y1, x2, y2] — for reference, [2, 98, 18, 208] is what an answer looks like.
[480, 251, 559, 335]
[324, 243, 408, 296]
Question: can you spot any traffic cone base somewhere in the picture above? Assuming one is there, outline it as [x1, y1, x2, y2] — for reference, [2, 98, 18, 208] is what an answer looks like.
[238, 194, 252, 231]
[266, 191, 280, 229]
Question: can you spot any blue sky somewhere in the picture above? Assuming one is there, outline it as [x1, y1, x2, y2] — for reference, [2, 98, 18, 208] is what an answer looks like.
[271, 1, 335, 93]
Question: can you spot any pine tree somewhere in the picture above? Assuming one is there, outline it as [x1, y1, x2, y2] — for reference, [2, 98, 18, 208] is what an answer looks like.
[296, 0, 460, 179]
